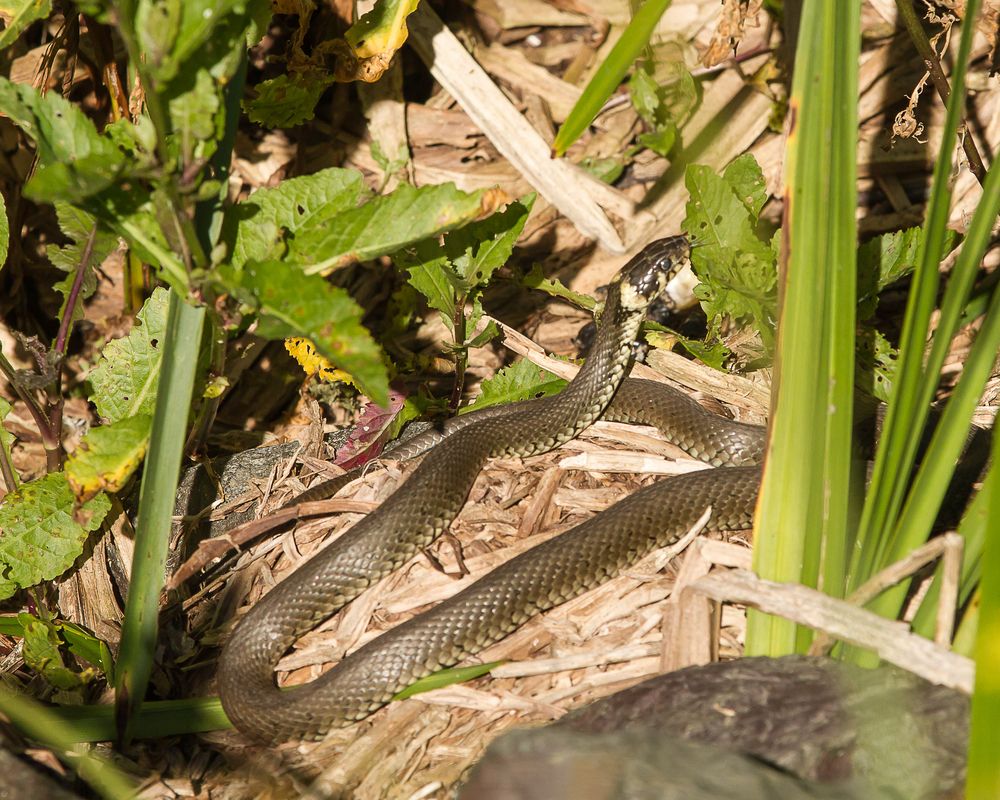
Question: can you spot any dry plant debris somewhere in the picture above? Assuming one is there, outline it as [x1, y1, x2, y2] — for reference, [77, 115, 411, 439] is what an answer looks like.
[0, 1, 997, 799]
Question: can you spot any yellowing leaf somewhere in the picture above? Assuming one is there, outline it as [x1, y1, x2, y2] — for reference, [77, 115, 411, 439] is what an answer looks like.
[65, 415, 152, 502]
[284, 337, 354, 384]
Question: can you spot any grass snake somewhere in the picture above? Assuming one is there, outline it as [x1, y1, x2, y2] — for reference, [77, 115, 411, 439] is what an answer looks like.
[217, 236, 765, 742]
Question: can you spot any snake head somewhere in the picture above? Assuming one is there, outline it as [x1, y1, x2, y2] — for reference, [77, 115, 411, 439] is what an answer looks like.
[614, 235, 692, 312]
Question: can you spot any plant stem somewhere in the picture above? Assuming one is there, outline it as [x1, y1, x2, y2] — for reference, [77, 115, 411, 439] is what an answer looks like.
[448, 299, 468, 413]
[895, 0, 987, 185]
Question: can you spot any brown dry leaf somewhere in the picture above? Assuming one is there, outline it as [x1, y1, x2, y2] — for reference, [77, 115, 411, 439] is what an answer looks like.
[701, 0, 764, 68]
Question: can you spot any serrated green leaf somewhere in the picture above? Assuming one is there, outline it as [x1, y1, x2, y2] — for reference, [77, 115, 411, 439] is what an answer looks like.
[522, 263, 596, 310]
[0, 0, 52, 51]
[646, 328, 730, 371]
[683, 161, 776, 337]
[225, 260, 389, 405]
[224, 168, 368, 269]
[446, 195, 534, 285]
[244, 71, 334, 128]
[293, 182, 489, 275]
[19, 614, 100, 691]
[89, 288, 169, 422]
[461, 358, 566, 414]
[66, 415, 152, 502]
[168, 68, 221, 164]
[49, 203, 119, 325]
[0, 473, 110, 600]
[0, 78, 125, 202]
[722, 153, 768, 220]
[398, 239, 459, 323]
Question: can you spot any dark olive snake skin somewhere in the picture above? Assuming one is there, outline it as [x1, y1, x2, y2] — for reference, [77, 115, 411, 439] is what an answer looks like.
[217, 237, 766, 743]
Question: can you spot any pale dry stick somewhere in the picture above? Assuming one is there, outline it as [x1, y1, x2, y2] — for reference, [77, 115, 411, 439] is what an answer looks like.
[473, 312, 769, 415]
[692, 569, 975, 693]
[407, 4, 626, 252]
[806, 532, 963, 656]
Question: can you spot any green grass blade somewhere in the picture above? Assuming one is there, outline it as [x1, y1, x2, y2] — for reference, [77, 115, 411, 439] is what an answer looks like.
[551, 0, 673, 156]
[47, 696, 231, 743]
[746, 0, 861, 656]
[850, 0, 980, 589]
[864, 265, 1000, 625]
[965, 427, 1000, 799]
[910, 476, 987, 641]
[0, 686, 137, 798]
[114, 289, 205, 744]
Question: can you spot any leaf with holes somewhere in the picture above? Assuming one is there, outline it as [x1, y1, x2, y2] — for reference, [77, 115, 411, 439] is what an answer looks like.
[223, 167, 367, 269]
[683, 160, 776, 339]
[88, 288, 168, 423]
[0, 472, 110, 600]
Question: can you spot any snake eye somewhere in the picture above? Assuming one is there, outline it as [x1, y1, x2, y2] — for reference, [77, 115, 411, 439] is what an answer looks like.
[621, 235, 691, 301]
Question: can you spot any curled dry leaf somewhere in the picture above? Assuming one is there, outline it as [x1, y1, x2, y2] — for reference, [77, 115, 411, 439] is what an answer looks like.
[701, 0, 764, 69]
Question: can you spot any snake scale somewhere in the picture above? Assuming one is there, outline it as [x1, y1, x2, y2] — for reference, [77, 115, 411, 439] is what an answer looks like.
[217, 236, 766, 743]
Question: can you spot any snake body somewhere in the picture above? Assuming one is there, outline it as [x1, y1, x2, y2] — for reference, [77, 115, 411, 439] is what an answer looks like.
[217, 236, 765, 743]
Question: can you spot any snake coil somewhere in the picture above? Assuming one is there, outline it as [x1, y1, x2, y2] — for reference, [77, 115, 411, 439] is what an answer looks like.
[217, 236, 765, 743]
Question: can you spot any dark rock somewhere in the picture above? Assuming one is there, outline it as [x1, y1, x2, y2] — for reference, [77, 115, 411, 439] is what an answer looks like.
[460, 656, 968, 800]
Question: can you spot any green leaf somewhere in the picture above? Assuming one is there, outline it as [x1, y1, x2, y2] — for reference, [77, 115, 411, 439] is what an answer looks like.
[398, 239, 460, 323]
[224, 260, 389, 405]
[722, 153, 768, 220]
[344, 0, 420, 56]
[167, 68, 221, 165]
[0, 473, 110, 600]
[552, 0, 674, 156]
[91, 186, 186, 288]
[20, 614, 100, 691]
[522, 263, 596, 311]
[244, 71, 335, 128]
[60, 621, 116, 683]
[224, 168, 367, 269]
[65, 415, 152, 502]
[292, 182, 490, 275]
[856, 227, 956, 319]
[461, 358, 566, 414]
[628, 57, 695, 158]
[49, 203, 119, 325]
[446, 194, 534, 285]
[140, 0, 269, 82]
[683, 161, 776, 336]
[645, 328, 730, 371]
[0, 78, 125, 202]
[89, 288, 169, 423]
[0, 1, 52, 52]
[857, 328, 897, 403]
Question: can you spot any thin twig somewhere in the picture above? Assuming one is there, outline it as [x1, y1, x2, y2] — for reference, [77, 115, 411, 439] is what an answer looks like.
[895, 0, 988, 185]
[448, 299, 468, 414]
[43, 224, 101, 470]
